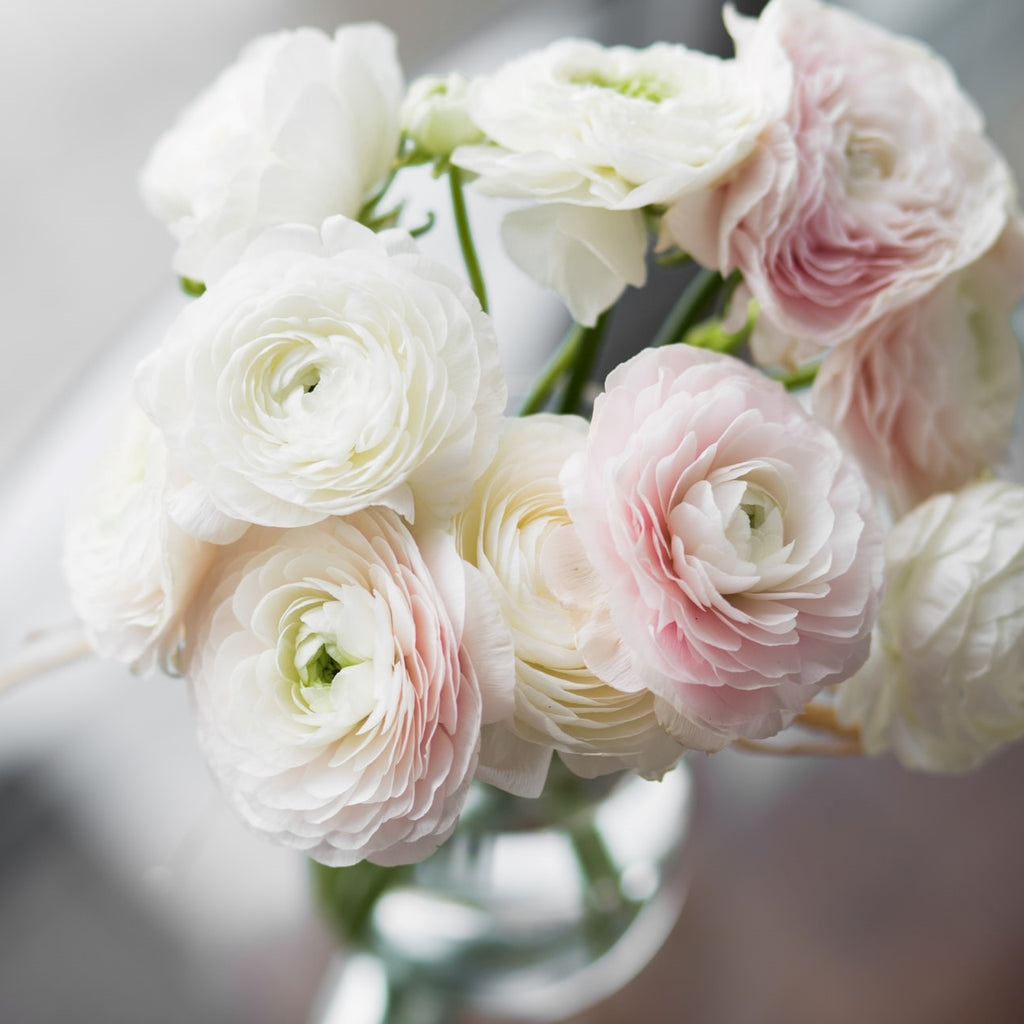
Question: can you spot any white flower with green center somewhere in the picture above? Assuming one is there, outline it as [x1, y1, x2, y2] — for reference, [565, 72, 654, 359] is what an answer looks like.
[450, 37, 790, 323]
[453, 37, 788, 210]
[136, 217, 506, 538]
[186, 509, 513, 866]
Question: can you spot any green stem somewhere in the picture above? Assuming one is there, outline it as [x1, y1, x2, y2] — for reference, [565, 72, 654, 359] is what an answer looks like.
[719, 268, 744, 316]
[358, 153, 405, 226]
[518, 321, 588, 415]
[652, 268, 725, 348]
[568, 814, 631, 956]
[311, 859, 409, 948]
[448, 165, 488, 313]
[559, 309, 612, 416]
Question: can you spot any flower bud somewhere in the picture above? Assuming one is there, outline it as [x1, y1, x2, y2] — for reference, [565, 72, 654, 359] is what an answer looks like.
[401, 73, 482, 159]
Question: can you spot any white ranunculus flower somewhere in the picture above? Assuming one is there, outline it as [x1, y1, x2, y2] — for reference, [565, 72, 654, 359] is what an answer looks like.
[135, 217, 506, 538]
[837, 481, 1024, 773]
[451, 36, 790, 322]
[140, 24, 403, 284]
[454, 415, 686, 795]
[401, 72, 482, 159]
[63, 401, 214, 674]
[186, 509, 513, 867]
[453, 37, 789, 211]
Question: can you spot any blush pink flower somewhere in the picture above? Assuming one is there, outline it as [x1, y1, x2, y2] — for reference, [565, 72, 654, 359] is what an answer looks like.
[663, 0, 1013, 344]
[184, 509, 512, 867]
[813, 224, 1024, 514]
[552, 346, 883, 749]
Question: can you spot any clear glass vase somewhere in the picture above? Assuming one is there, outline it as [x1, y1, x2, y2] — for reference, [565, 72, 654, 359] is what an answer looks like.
[309, 760, 695, 1024]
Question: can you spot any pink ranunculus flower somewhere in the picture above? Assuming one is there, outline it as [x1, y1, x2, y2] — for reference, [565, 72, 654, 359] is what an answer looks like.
[663, 0, 1014, 345]
[184, 509, 512, 867]
[552, 345, 883, 750]
[813, 224, 1024, 515]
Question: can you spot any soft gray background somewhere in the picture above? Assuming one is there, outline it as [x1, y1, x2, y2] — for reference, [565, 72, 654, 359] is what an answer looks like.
[1, 1, 1023, 1022]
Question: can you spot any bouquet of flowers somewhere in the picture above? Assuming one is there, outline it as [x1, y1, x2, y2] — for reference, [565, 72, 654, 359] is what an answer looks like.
[44, 0, 1024, 885]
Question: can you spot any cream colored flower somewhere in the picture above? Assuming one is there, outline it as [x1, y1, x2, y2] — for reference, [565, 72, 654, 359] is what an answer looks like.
[837, 481, 1024, 772]
[136, 217, 505, 537]
[454, 416, 685, 793]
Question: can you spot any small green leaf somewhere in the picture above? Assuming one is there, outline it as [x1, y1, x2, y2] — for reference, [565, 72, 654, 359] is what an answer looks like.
[179, 276, 206, 297]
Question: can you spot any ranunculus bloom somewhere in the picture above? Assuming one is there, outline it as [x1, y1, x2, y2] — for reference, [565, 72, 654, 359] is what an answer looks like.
[140, 24, 403, 284]
[135, 217, 505, 538]
[452, 36, 789, 323]
[186, 509, 512, 866]
[813, 225, 1024, 514]
[663, 0, 1014, 344]
[552, 346, 883, 749]
[453, 415, 685, 794]
[837, 481, 1024, 773]
[63, 401, 214, 674]
[454, 37, 785, 211]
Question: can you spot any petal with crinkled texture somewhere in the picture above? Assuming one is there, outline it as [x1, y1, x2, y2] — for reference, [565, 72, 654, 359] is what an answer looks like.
[551, 346, 883, 748]
[186, 509, 512, 866]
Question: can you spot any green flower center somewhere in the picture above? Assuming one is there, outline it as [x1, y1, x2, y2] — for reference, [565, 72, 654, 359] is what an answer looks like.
[567, 68, 669, 102]
[301, 643, 344, 687]
[742, 501, 767, 532]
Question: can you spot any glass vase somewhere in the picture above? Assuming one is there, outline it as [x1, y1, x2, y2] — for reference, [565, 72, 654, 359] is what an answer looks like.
[309, 759, 695, 1024]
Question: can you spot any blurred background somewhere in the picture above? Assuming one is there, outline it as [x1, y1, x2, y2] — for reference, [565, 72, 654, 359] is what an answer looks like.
[1, 0, 1024, 1021]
